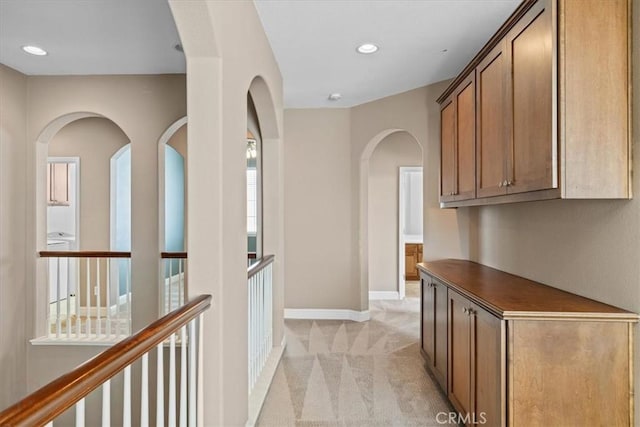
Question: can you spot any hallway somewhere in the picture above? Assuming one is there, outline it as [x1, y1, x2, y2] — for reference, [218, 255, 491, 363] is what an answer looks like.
[257, 295, 452, 426]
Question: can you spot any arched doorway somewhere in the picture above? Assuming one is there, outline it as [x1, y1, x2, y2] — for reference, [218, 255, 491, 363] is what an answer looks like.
[157, 116, 187, 313]
[359, 129, 423, 307]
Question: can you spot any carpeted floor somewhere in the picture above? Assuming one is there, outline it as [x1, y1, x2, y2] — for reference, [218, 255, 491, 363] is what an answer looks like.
[257, 296, 454, 426]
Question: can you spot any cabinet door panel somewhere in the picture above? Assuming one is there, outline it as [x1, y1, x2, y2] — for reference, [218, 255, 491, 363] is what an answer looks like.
[433, 281, 448, 391]
[476, 43, 508, 198]
[472, 303, 504, 427]
[508, 0, 554, 194]
[456, 77, 476, 201]
[440, 100, 456, 201]
[448, 290, 472, 416]
[421, 277, 435, 363]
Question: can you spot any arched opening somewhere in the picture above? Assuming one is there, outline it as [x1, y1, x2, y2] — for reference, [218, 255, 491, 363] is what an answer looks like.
[157, 116, 187, 313]
[247, 95, 261, 264]
[36, 113, 132, 337]
[359, 129, 423, 308]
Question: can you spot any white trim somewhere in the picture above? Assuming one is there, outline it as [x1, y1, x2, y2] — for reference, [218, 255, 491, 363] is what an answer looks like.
[369, 291, 401, 300]
[246, 335, 287, 427]
[31, 336, 120, 346]
[398, 166, 423, 301]
[284, 309, 370, 322]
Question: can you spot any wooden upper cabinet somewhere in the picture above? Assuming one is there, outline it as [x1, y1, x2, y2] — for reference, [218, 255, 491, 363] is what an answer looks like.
[436, 0, 631, 207]
[455, 76, 476, 201]
[440, 74, 476, 203]
[507, 0, 555, 194]
[440, 100, 456, 202]
[476, 43, 508, 199]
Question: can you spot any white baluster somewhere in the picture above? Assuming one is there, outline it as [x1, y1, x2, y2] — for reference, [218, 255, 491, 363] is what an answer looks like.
[86, 258, 91, 338]
[178, 259, 183, 307]
[123, 365, 131, 427]
[96, 258, 101, 337]
[126, 259, 131, 335]
[76, 257, 81, 338]
[106, 258, 111, 338]
[169, 333, 176, 426]
[169, 259, 173, 312]
[180, 326, 187, 427]
[116, 259, 122, 340]
[188, 319, 196, 427]
[197, 314, 204, 427]
[141, 353, 149, 427]
[67, 257, 71, 339]
[268, 264, 273, 350]
[44, 422, 53, 427]
[102, 379, 110, 427]
[76, 398, 85, 427]
[157, 343, 164, 427]
[56, 257, 61, 339]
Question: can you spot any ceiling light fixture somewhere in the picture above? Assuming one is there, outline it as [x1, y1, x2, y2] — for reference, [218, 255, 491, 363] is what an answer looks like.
[22, 45, 47, 56]
[356, 43, 378, 54]
[328, 93, 342, 101]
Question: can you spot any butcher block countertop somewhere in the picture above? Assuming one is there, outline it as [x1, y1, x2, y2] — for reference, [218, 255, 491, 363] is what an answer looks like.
[418, 259, 639, 321]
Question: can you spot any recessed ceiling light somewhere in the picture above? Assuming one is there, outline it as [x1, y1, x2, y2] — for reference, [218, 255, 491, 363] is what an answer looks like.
[357, 43, 379, 54]
[22, 45, 47, 56]
[328, 93, 342, 101]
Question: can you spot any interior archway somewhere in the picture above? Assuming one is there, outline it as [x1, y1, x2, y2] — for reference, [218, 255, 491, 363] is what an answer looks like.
[35, 112, 131, 337]
[157, 116, 188, 313]
[359, 129, 423, 309]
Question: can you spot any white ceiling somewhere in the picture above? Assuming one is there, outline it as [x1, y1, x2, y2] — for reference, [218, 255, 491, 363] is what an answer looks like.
[254, 0, 521, 108]
[0, 0, 185, 76]
[0, 0, 521, 108]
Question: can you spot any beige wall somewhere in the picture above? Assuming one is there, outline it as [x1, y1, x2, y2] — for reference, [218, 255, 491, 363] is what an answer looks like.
[0, 64, 28, 409]
[170, 2, 285, 424]
[466, 2, 640, 414]
[21, 74, 186, 408]
[49, 117, 130, 250]
[283, 81, 467, 312]
[284, 108, 353, 309]
[368, 132, 421, 293]
[25, 74, 186, 340]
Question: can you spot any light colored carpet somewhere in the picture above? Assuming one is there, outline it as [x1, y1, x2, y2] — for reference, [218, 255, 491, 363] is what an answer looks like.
[405, 281, 420, 298]
[257, 297, 454, 426]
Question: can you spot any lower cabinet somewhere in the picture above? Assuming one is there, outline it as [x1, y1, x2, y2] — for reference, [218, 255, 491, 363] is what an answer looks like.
[420, 273, 447, 391]
[419, 260, 638, 427]
[448, 289, 503, 426]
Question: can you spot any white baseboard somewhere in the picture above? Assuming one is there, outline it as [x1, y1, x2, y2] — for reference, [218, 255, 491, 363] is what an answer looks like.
[369, 291, 400, 300]
[284, 308, 370, 322]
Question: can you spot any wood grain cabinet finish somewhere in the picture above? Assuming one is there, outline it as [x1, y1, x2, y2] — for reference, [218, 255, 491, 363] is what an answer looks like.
[418, 259, 638, 426]
[447, 289, 504, 426]
[440, 74, 476, 203]
[405, 243, 423, 281]
[437, 0, 631, 207]
[420, 272, 448, 392]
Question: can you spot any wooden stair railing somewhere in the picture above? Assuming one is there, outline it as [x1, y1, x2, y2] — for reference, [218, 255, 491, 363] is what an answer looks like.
[0, 294, 212, 427]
